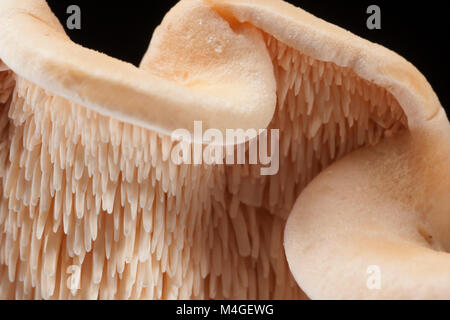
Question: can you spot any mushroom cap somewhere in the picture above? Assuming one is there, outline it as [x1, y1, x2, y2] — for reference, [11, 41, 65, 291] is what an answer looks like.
[208, 0, 442, 126]
[0, 0, 276, 140]
[203, 0, 450, 300]
[285, 110, 450, 299]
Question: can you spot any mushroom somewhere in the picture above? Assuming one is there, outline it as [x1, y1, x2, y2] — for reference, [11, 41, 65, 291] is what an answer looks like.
[0, 0, 448, 300]
[285, 114, 450, 299]
[209, 0, 449, 299]
[0, 0, 276, 299]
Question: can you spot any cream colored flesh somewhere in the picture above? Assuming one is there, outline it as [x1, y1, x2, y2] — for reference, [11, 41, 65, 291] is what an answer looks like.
[285, 109, 450, 299]
[0, 0, 448, 300]
[208, 0, 440, 125]
[0, 0, 276, 139]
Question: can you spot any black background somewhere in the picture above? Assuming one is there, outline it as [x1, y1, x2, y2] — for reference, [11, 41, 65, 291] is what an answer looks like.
[46, 0, 449, 114]
[0, 299, 445, 319]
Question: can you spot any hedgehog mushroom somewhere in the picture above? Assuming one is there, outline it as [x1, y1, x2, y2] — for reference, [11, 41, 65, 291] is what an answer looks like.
[285, 113, 450, 299]
[0, 0, 276, 299]
[0, 0, 448, 300]
[208, 0, 449, 299]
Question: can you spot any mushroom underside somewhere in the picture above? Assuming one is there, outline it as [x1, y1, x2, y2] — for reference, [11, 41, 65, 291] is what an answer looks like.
[1, 0, 446, 300]
[0, 32, 409, 299]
